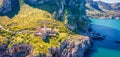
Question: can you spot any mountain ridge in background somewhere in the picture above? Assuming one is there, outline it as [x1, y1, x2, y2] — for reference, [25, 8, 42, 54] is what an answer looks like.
[86, 0, 120, 19]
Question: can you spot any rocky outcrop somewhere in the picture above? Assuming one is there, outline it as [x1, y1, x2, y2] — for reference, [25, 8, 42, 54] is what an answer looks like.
[0, 44, 32, 57]
[0, 0, 91, 37]
[0, 0, 91, 57]
[47, 35, 90, 57]
[24, 0, 91, 33]
[0, 36, 90, 57]
[60, 36, 90, 57]
[86, 0, 120, 19]
[86, 0, 102, 11]
[0, 0, 12, 14]
[86, 0, 120, 10]
[0, 0, 20, 18]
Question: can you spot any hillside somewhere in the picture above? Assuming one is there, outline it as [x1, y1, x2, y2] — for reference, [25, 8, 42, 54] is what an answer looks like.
[0, 0, 90, 57]
[0, 3, 70, 56]
[86, 0, 120, 19]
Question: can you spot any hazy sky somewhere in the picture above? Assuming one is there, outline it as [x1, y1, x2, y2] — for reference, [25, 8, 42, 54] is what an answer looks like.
[94, 0, 120, 3]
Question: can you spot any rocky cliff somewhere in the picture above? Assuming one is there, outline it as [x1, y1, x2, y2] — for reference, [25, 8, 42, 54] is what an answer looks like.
[0, 0, 91, 57]
[0, 0, 90, 32]
[0, 0, 12, 14]
[46, 35, 90, 57]
[86, 0, 120, 11]
[0, 0, 91, 32]
[0, 0, 20, 18]
[24, 0, 91, 33]
[0, 35, 90, 57]
[60, 36, 90, 57]
[86, 0, 120, 19]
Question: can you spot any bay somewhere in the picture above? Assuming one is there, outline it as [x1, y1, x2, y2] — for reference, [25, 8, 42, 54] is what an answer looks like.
[86, 18, 120, 57]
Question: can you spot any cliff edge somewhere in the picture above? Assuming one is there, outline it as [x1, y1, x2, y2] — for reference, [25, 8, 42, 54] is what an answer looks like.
[0, 0, 91, 57]
[46, 35, 90, 57]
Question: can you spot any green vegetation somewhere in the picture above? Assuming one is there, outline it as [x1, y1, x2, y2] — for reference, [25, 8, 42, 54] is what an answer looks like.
[0, 3, 74, 56]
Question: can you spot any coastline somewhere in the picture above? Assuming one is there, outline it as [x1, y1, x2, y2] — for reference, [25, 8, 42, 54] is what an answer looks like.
[46, 35, 91, 57]
[85, 18, 120, 57]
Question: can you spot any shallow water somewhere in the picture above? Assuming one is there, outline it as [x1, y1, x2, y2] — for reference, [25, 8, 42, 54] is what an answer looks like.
[86, 19, 120, 57]
[90, 47, 120, 57]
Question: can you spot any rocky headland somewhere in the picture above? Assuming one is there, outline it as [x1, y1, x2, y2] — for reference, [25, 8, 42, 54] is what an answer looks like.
[46, 35, 90, 57]
[0, 35, 90, 57]
[0, 0, 92, 57]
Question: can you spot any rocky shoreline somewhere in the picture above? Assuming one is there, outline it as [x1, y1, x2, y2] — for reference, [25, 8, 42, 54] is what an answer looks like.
[0, 35, 91, 57]
[46, 35, 91, 57]
[88, 15, 120, 20]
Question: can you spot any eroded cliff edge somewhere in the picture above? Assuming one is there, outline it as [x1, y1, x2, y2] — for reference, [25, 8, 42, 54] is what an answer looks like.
[0, 0, 91, 57]
[46, 35, 90, 57]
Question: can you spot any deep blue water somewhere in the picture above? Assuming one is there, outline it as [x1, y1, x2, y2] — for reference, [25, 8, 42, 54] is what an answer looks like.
[86, 19, 120, 57]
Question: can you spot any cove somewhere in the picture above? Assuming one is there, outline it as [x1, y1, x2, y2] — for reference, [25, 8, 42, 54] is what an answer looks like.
[85, 18, 120, 57]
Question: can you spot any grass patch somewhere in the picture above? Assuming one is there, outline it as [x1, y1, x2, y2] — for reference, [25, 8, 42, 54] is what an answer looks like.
[0, 3, 73, 56]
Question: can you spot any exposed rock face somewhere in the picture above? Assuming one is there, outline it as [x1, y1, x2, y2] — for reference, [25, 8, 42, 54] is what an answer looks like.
[24, 0, 91, 33]
[47, 36, 90, 57]
[0, 0, 91, 57]
[111, 3, 120, 10]
[86, 0, 120, 19]
[0, 36, 90, 57]
[0, 0, 12, 14]
[96, 1, 120, 10]
[86, 0, 101, 11]
[60, 36, 90, 57]
[86, 0, 120, 10]
[0, 0, 20, 18]
[0, 44, 32, 57]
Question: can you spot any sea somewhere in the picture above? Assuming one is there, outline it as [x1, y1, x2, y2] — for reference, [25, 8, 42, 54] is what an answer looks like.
[85, 18, 120, 57]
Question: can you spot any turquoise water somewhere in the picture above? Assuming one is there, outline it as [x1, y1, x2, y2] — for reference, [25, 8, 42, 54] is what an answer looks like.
[91, 18, 120, 40]
[88, 19, 120, 57]
[91, 47, 120, 57]
[91, 18, 120, 31]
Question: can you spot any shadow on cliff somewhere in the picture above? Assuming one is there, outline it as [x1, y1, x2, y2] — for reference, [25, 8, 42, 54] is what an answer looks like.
[0, 0, 20, 18]
[24, 0, 59, 14]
